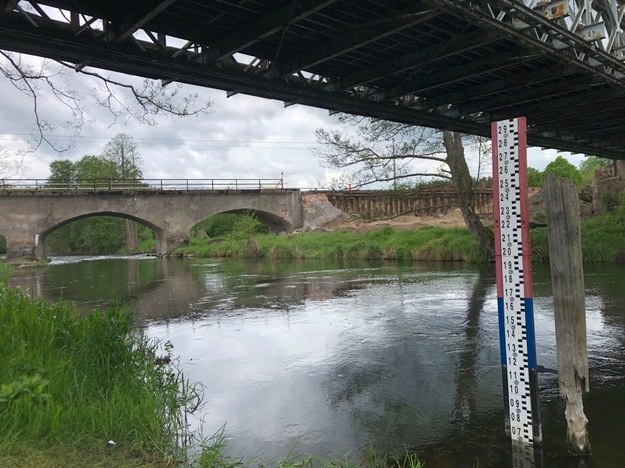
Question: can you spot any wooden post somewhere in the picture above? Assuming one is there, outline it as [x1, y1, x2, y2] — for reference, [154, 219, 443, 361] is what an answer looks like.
[543, 173, 591, 456]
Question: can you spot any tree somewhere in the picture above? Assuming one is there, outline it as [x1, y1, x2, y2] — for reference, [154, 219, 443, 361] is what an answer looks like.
[48, 155, 117, 188]
[315, 119, 453, 188]
[578, 156, 612, 184]
[527, 167, 543, 188]
[102, 134, 143, 180]
[46, 156, 123, 253]
[1, 51, 211, 152]
[48, 159, 77, 182]
[74, 156, 118, 181]
[442, 131, 494, 260]
[100, 134, 143, 250]
[314, 117, 494, 259]
[544, 156, 583, 187]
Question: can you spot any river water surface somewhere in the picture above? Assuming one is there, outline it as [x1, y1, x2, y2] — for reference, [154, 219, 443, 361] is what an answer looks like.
[10, 257, 625, 467]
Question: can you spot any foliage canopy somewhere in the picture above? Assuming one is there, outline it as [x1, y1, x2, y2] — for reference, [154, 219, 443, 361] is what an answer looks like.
[543, 156, 583, 187]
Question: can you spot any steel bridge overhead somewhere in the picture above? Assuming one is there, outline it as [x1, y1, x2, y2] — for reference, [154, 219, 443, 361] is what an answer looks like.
[1, 0, 625, 158]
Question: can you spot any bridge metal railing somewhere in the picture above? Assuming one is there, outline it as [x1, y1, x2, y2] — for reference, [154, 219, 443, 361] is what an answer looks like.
[0, 177, 285, 192]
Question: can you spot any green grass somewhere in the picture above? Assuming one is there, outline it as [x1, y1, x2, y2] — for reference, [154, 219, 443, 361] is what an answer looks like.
[0, 280, 200, 466]
[179, 195, 625, 264]
[177, 225, 489, 263]
[0, 263, 11, 283]
[194, 435, 425, 468]
[530, 194, 625, 263]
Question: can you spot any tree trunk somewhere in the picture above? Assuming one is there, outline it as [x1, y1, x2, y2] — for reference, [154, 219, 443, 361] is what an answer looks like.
[125, 219, 138, 252]
[443, 130, 494, 261]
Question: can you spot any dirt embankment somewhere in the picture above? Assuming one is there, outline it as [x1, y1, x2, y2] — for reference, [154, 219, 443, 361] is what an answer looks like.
[324, 208, 469, 233]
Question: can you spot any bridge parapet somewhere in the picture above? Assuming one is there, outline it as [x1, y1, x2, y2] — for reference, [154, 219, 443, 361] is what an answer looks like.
[1, 178, 285, 192]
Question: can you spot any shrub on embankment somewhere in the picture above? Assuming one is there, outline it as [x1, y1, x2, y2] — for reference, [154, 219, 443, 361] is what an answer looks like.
[0, 269, 199, 466]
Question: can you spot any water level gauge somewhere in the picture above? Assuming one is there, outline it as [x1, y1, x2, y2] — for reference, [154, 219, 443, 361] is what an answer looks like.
[492, 117, 542, 448]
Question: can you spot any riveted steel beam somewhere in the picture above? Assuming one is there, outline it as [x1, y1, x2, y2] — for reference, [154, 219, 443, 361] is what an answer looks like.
[0, 0, 19, 14]
[531, 94, 625, 124]
[204, 0, 340, 63]
[540, 109, 625, 133]
[421, 63, 577, 109]
[2, 0, 625, 159]
[332, 29, 504, 91]
[380, 47, 539, 100]
[274, 4, 441, 77]
[101, 0, 177, 43]
[464, 75, 597, 114]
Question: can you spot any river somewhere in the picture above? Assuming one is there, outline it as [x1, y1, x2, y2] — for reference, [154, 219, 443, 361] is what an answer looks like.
[9, 257, 625, 467]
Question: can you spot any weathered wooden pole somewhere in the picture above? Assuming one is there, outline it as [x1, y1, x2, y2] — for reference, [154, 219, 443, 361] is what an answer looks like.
[543, 173, 591, 456]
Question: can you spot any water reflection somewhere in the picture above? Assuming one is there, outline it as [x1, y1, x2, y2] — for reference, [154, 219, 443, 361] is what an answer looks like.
[9, 258, 625, 467]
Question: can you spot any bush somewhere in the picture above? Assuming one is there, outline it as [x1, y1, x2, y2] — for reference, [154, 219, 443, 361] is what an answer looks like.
[192, 213, 268, 240]
[544, 156, 583, 187]
[579, 156, 611, 184]
[527, 167, 543, 188]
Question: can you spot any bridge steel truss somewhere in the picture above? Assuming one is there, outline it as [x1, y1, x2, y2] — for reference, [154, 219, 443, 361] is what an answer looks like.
[1, 0, 625, 158]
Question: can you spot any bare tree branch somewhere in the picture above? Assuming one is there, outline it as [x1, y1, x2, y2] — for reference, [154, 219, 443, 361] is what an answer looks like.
[315, 114, 494, 259]
[0, 146, 25, 178]
[0, 50, 212, 152]
[56, 61, 211, 123]
[349, 171, 453, 189]
[0, 50, 86, 151]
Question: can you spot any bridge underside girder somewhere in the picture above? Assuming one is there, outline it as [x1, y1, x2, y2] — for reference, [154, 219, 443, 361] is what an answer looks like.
[1, 0, 625, 158]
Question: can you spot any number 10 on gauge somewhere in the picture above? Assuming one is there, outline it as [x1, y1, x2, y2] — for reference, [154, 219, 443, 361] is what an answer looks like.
[492, 117, 542, 447]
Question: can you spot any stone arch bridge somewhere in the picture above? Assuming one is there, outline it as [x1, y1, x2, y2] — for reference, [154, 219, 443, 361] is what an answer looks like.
[0, 185, 493, 259]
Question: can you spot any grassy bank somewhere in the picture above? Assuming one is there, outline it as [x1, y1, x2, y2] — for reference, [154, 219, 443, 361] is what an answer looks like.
[0, 263, 425, 467]
[0, 267, 199, 467]
[178, 221, 625, 264]
[531, 194, 625, 263]
[178, 226, 490, 263]
[178, 196, 625, 263]
[196, 434, 424, 468]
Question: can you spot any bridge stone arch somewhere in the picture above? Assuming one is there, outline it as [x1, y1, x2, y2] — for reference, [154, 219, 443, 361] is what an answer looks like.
[193, 208, 293, 235]
[37, 211, 166, 259]
[0, 190, 303, 259]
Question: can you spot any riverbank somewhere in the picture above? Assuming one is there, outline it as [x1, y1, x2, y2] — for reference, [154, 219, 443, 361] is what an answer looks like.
[178, 225, 490, 263]
[176, 203, 624, 263]
[0, 266, 199, 467]
[0, 264, 428, 467]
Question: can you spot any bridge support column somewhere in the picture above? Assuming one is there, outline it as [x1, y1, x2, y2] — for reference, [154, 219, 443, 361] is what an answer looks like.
[36, 235, 46, 259]
[165, 234, 189, 254]
[155, 231, 167, 256]
[6, 234, 39, 260]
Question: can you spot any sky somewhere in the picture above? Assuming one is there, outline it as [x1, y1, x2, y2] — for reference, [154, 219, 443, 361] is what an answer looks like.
[0, 53, 584, 189]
